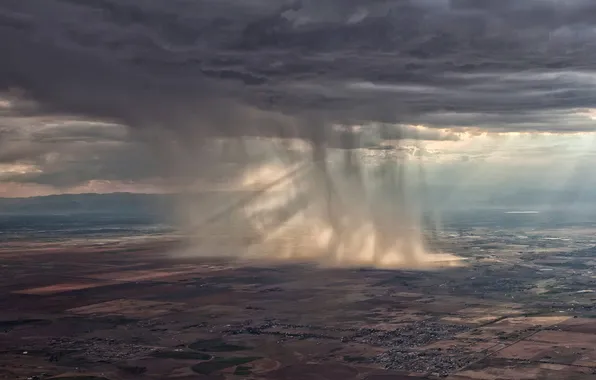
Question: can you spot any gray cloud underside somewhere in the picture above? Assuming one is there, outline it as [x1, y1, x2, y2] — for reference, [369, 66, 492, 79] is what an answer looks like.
[2, 0, 596, 188]
[2, 0, 596, 132]
[0, 118, 159, 187]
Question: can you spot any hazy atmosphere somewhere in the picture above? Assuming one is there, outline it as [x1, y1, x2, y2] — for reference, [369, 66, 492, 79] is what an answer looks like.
[1, 0, 596, 198]
[3, 2, 596, 379]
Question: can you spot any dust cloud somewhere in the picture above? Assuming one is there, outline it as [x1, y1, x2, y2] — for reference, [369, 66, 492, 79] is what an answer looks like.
[172, 123, 461, 269]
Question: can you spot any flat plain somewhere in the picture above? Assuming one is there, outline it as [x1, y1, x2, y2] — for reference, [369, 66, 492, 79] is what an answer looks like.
[2, 227, 596, 380]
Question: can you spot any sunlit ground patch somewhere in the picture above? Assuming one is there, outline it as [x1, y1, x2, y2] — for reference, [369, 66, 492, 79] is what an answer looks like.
[13, 281, 116, 295]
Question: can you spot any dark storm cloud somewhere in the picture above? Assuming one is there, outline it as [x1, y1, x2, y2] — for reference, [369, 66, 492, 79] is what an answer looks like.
[2, 0, 596, 131]
[1, 0, 596, 187]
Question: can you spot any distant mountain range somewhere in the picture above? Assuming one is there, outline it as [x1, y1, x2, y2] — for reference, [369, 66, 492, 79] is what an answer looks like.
[0, 193, 172, 215]
[1, 188, 596, 216]
[1, 190, 595, 234]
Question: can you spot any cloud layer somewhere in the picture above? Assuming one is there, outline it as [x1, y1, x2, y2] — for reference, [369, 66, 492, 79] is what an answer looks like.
[3, 0, 596, 127]
[1, 0, 596, 191]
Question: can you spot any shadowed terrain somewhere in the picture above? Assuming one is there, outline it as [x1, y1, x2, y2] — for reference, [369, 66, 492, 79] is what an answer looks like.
[3, 222, 596, 379]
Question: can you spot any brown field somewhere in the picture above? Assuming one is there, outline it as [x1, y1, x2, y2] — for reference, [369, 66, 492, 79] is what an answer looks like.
[2, 238, 596, 379]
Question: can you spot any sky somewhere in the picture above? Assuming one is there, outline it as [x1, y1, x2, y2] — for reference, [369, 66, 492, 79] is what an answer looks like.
[1, 0, 596, 199]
